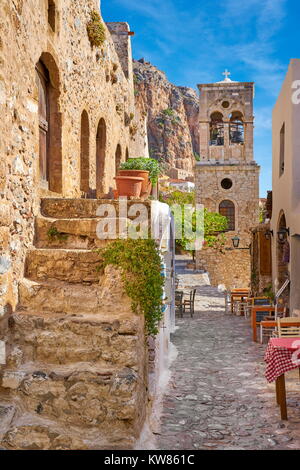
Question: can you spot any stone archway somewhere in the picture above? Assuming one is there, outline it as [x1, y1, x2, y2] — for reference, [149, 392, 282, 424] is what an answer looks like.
[96, 118, 106, 197]
[80, 110, 90, 193]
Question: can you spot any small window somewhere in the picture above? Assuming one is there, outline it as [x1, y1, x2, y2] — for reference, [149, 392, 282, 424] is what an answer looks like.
[279, 123, 285, 176]
[48, 0, 56, 31]
[221, 178, 233, 190]
[222, 101, 230, 109]
[219, 200, 235, 231]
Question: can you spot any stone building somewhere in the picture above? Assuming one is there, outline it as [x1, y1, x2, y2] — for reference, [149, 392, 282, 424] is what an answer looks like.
[270, 59, 300, 314]
[195, 72, 260, 288]
[0, 0, 175, 450]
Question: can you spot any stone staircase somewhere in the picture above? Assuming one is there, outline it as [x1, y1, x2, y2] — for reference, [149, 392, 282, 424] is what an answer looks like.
[0, 199, 149, 450]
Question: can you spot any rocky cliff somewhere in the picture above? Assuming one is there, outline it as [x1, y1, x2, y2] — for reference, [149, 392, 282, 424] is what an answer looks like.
[133, 59, 199, 179]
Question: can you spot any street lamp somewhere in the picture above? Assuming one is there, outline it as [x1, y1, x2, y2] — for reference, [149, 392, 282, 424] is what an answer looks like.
[232, 235, 240, 249]
[277, 228, 290, 243]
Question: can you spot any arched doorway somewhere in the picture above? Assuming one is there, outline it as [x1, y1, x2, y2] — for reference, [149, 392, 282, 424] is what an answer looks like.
[36, 53, 62, 193]
[115, 144, 122, 176]
[80, 110, 90, 193]
[219, 200, 235, 231]
[96, 118, 106, 196]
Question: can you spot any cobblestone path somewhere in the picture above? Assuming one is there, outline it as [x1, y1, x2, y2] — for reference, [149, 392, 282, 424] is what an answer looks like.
[157, 257, 300, 450]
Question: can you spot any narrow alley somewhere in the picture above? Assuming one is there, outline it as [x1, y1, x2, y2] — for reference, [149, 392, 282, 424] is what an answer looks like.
[157, 257, 300, 451]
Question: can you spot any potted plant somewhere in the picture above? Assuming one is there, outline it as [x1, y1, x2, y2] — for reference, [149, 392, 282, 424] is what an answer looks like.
[118, 158, 160, 196]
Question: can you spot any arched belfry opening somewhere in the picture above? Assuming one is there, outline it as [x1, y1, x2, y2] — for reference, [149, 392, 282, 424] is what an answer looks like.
[80, 110, 90, 193]
[36, 53, 62, 193]
[96, 118, 106, 196]
[219, 200, 235, 231]
[210, 112, 224, 146]
[229, 111, 244, 144]
[115, 144, 122, 175]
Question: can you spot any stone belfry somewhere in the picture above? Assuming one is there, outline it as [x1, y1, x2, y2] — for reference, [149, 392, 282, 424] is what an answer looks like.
[196, 70, 259, 244]
[195, 71, 260, 287]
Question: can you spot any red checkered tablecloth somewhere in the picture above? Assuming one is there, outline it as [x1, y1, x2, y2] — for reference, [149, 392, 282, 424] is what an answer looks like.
[265, 337, 300, 383]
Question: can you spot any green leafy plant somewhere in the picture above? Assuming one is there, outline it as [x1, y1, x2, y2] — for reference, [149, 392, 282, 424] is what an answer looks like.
[262, 283, 275, 302]
[99, 239, 164, 335]
[47, 226, 68, 241]
[160, 191, 228, 251]
[87, 11, 106, 48]
[119, 157, 161, 185]
[162, 108, 175, 117]
[194, 152, 201, 161]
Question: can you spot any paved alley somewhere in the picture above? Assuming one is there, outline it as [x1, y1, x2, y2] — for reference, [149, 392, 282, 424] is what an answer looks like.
[157, 257, 300, 450]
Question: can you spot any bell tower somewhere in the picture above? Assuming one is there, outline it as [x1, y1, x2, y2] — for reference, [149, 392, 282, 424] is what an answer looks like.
[195, 71, 260, 287]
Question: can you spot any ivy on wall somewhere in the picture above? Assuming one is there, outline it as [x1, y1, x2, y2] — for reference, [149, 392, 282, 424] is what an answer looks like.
[99, 239, 165, 336]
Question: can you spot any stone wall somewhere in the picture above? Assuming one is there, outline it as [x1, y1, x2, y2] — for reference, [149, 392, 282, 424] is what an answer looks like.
[0, 0, 140, 311]
[197, 248, 251, 290]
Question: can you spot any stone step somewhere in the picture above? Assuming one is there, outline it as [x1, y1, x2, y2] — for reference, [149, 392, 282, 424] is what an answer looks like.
[25, 248, 102, 283]
[6, 310, 142, 366]
[1, 412, 136, 449]
[18, 270, 133, 314]
[41, 198, 151, 219]
[35, 216, 126, 249]
[0, 403, 16, 442]
[0, 363, 143, 448]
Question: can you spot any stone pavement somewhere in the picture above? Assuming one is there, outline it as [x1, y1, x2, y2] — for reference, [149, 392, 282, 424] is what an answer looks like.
[157, 256, 300, 450]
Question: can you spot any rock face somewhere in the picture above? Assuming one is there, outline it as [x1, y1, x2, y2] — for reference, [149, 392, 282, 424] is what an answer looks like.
[133, 59, 199, 179]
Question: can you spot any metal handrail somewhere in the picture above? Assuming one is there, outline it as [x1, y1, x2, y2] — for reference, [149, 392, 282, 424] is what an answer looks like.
[275, 279, 290, 320]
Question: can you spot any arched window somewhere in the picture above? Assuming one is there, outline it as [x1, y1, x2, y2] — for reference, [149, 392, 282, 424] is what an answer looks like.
[219, 200, 235, 231]
[36, 54, 62, 192]
[96, 118, 106, 196]
[80, 111, 90, 193]
[210, 112, 224, 146]
[229, 111, 244, 144]
[48, 0, 56, 31]
[115, 144, 122, 175]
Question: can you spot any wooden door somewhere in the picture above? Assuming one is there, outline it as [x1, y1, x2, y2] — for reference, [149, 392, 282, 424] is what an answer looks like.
[36, 62, 49, 183]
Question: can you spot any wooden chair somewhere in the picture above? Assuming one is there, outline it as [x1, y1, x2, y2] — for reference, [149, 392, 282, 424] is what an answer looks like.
[183, 289, 197, 317]
[230, 289, 249, 313]
[175, 291, 184, 318]
[252, 305, 277, 342]
[277, 317, 300, 337]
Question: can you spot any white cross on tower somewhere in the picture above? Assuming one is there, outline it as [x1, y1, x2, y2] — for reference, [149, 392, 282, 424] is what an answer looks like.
[222, 69, 231, 81]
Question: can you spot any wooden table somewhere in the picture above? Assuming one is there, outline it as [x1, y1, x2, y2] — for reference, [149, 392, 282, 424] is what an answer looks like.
[265, 337, 300, 420]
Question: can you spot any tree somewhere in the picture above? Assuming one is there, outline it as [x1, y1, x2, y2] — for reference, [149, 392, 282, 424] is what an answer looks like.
[160, 191, 228, 252]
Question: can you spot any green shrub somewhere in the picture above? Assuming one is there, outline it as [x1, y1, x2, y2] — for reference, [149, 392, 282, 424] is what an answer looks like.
[87, 11, 106, 48]
[99, 239, 165, 335]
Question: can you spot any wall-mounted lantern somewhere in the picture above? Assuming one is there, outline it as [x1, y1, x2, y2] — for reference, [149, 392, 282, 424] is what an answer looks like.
[232, 235, 240, 249]
[277, 227, 290, 243]
[264, 229, 274, 240]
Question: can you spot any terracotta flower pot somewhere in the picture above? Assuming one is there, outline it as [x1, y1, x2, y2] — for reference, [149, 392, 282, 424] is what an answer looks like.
[118, 170, 151, 196]
[114, 176, 144, 198]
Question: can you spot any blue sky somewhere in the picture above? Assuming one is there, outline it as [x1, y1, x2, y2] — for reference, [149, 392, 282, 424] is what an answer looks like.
[102, 0, 300, 197]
